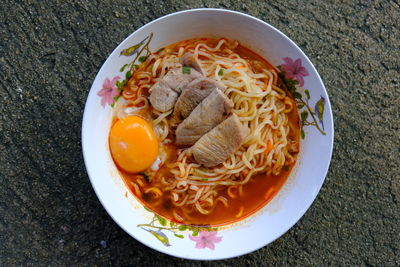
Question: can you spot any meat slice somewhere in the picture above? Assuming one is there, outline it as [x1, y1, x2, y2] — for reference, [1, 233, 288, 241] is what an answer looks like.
[175, 90, 233, 146]
[180, 52, 204, 75]
[172, 77, 226, 120]
[149, 67, 202, 112]
[149, 80, 179, 112]
[162, 67, 202, 93]
[191, 114, 247, 167]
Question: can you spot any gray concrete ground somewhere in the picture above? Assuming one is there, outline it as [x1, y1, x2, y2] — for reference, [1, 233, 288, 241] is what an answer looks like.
[1, 0, 399, 265]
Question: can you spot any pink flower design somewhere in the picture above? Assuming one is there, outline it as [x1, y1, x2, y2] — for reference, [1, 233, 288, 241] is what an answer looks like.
[281, 57, 309, 86]
[97, 76, 121, 107]
[189, 230, 222, 250]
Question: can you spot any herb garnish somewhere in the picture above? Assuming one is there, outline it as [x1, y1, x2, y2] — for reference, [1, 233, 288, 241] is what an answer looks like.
[182, 66, 191, 74]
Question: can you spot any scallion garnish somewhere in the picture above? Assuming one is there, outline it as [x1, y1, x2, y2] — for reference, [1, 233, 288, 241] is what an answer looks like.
[182, 66, 191, 74]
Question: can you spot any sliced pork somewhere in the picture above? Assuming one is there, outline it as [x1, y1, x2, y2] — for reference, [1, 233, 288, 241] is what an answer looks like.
[172, 77, 226, 120]
[149, 67, 202, 112]
[175, 90, 233, 146]
[162, 67, 202, 93]
[191, 114, 247, 167]
[180, 52, 204, 75]
[149, 80, 179, 112]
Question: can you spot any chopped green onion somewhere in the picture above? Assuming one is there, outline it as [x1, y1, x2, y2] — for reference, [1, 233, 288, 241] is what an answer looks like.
[182, 66, 191, 74]
[218, 69, 224, 76]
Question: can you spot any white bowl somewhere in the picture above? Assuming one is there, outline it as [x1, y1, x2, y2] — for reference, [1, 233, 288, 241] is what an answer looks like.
[82, 8, 334, 260]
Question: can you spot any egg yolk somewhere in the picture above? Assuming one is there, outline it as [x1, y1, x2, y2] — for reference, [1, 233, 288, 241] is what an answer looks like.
[109, 116, 159, 173]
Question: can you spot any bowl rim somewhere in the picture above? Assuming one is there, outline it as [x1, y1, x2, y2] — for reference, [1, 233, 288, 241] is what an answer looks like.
[82, 7, 334, 260]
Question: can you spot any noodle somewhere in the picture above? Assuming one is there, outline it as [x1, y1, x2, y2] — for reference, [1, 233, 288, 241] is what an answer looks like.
[114, 38, 299, 223]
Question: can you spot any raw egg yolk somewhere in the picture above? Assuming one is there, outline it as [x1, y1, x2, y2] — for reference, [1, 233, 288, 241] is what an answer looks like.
[109, 116, 159, 173]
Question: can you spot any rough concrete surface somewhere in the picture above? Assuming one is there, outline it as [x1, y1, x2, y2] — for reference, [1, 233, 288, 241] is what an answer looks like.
[0, 0, 399, 266]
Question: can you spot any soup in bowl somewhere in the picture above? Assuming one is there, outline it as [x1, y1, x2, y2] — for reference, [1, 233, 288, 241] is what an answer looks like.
[82, 8, 333, 260]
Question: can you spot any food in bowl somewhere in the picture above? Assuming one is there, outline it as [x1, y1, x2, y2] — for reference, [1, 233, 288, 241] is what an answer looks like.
[109, 37, 300, 226]
[84, 8, 333, 259]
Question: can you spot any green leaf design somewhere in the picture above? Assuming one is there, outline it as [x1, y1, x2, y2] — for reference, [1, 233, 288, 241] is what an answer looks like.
[120, 35, 150, 57]
[278, 66, 326, 138]
[138, 56, 147, 63]
[116, 80, 122, 89]
[137, 212, 220, 247]
[293, 92, 302, 99]
[305, 89, 310, 100]
[120, 43, 143, 56]
[156, 47, 165, 54]
[156, 215, 167, 226]
[301, 111, 308, 122]
[178, 225, 187, 231]
[125, 70, 132, 80]
[192, 230, 199, 236]
[120, 64, 129, 72]
[142, 228, 171, 247]
[315, 97, 325, 122]
[118, 79, 127, 89]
